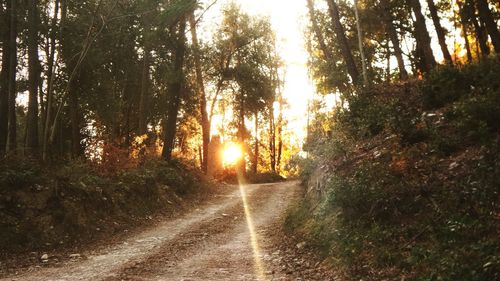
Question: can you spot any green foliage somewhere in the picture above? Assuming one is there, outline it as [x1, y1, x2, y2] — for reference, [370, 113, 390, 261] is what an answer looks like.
[0, 157, 43, 191]
[422, 65, 469, 109]
[286, 154, 316, 184]
[291, 155, 499, 279]
[159, 0, 198, 26]
[0, 158, 209, 251]
[422, 58, 500, 109]
[212, 2, 280, 119]
[292, 59, 500, 280]
[336, 92, 387, 138]
[335, 86, 425, 145]
[452, 91, 500, 136]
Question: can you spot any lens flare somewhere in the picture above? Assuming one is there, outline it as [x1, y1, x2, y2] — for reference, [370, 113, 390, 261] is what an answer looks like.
[223, 142, 243, 167]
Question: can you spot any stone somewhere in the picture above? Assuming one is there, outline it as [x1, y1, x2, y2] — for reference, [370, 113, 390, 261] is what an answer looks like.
[296, 242, 306, 249]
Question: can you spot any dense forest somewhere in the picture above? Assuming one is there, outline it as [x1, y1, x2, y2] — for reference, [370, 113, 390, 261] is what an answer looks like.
[290, 0, 500, 280]
[0, 0, 291, 177]
[0, 0, 499, 280]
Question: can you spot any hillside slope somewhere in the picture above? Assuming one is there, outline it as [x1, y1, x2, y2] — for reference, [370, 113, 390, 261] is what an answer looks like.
[0, 159, 211, 255]
[288, 59, 500, 280]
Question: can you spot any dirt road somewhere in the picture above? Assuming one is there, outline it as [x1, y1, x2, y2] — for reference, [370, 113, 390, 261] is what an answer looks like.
[2, 181, 331, 281]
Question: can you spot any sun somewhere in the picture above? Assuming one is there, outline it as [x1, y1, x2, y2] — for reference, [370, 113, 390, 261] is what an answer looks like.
[223, 142, 243, 167]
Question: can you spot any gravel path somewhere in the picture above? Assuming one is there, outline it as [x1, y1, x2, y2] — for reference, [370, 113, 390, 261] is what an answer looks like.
[3, 181, 334, 281]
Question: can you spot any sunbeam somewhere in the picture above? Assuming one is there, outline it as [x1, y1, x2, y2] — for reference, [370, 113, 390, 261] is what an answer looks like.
[237, 177, 267, 281]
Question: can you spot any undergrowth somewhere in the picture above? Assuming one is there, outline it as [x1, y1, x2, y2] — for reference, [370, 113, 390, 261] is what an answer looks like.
[0, 158, 210, 252]
[288, 58, 500, 280]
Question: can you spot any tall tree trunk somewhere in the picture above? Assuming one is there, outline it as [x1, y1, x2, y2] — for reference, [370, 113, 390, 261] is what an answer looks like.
[69, 80, 81, 158]
[458, 0, 474, 62]
[122, 69, 134, 148]
[0, 2, 10, 155]
[189, 14, 210, 173]
[49, 0, 103, 150]
[462, 27, 473, 62]
[236, 96, 246, 177]
[26, 0, 40, 156]
[124, 95, 133, 147]
[48, 0, 68, 157]
[138, 10, 151, 136]
[276, 94, 283, 174]
[252, 112, 258, 174]
[426, 0, 453, 63]
[38, 82, 45, 139]
[353, 0, 369, 85]
[42, 0, 60, 161]
[162, 20, 187, 162]
[306, 0, 333, 60]
[326, 0, 360, 84]
[407, 0, 437, 73]
[476, 19, 491, 57]
[380, 0, 408, 79]
[466, 0, 490, 57]
[476, 0, 500, 53]
[269, 103, 276, 172]
[138, 47, 150, 135]
[7, 0, 17, 153]
[386, 42, 391, 81]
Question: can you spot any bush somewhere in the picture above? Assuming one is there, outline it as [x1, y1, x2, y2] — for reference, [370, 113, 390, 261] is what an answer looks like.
[0, 157, 209, 252]
[247, 172, 285, 184]
[0, 157, 43, 191]
[455, 91, 500, 135]
[336, 92, 388, 139]
[422, 58, 500, 110]
[422, 65, 469, 109]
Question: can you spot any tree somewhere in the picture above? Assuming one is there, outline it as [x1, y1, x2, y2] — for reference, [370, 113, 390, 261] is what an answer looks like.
[426, 0, 453, 63]
[252, 112, 259, 174]
[353, 0, 369, 85]
[138, 4, 152, 136]
[306, 0, 333, 61]
[189, 14, 210, 173]
[0, 2, 10, 155]
[326, 0, 360, 84]
[162, 19, 188, 161]
[406, 0, 437, 73]
[206, 4, 280, 175]
[26, 0, 41, 156]
[380, 0, 408, 78]
[464, 0, 490, 57]
[457, 0, 474, 62]
[42, 0, 60, 160]
[276, 90, 284, 173]
[7, 0, 17, 153]
[476, 0, 500, 53]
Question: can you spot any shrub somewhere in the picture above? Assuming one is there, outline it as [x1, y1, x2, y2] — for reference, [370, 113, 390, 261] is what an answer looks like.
[422, 65, 469, 109]
[455, 91, 500, 135]
[422, 57, 500, 110]
[336, 92, 388, 139]
[0, 157, 43, 190]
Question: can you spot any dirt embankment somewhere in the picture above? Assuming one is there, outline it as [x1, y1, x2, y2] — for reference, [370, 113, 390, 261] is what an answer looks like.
[0, 160, 212, 257]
